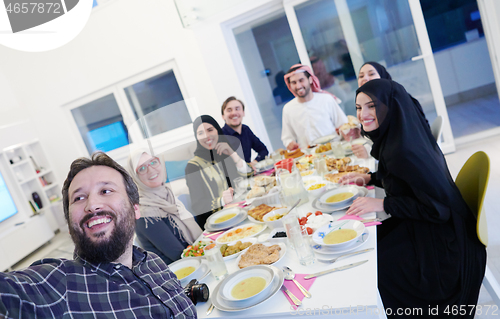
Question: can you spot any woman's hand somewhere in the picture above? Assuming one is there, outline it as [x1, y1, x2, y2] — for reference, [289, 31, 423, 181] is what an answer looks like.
[214, 142, 234, 156]
[222, 187, 234, 205]
[346, 197, 384, 216]
[338, 172, 371, 186]
[352, 144, 368, 159]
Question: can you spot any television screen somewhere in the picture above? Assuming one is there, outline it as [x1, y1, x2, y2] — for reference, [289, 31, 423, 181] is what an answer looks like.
[0, 171, 18, 222]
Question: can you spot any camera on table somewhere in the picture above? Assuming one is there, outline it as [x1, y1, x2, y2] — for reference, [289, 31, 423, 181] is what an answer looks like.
[184, 279, 209, 305]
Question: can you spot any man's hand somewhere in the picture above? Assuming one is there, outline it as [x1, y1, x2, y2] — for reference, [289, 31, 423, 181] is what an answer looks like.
[287, 141, 299, 150]
[222, 187, 234, 205]
[351, 144, 369, 159]
[346, 197, 384, 216]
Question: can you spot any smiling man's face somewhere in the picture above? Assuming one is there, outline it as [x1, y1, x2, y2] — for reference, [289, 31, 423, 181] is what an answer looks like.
[67, 165, 139, 263]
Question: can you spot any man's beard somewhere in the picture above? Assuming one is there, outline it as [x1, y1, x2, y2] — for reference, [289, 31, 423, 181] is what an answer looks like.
[296, 86, 310, 97]
[70, 207, 136, 264]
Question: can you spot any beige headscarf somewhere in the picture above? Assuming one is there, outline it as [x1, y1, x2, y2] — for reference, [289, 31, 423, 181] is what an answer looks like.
[127, 149, 202, 244]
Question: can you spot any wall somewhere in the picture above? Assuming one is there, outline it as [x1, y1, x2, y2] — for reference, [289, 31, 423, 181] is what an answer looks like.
[0, 0, 240, 188]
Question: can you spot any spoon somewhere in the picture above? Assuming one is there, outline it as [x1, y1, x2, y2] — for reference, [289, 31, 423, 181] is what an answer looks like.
[286, 199, 301, 214]
[317, 248, 374, 264]
[283, 266, 311, 298]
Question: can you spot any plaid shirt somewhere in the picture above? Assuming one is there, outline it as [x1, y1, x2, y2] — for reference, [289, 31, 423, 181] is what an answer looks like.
[0, 247, 197, 319]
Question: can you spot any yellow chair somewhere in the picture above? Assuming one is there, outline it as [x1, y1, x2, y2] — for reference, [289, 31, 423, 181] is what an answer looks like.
[455, 151, 500, 306]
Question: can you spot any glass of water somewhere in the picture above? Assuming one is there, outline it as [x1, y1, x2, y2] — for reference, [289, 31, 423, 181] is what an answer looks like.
[203, 244, 228, 281]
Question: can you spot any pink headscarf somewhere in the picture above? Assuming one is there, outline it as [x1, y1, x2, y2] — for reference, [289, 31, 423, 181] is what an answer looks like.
[283, 64, 341, 104]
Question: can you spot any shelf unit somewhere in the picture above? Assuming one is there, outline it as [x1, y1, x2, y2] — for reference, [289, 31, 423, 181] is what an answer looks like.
[1, 139, 65, 232]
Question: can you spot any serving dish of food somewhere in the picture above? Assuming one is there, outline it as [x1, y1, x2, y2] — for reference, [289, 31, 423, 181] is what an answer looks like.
[236, 242, 286, 269]
[216, 223, 267, 244]
[220, 238, 257, 261]
[181, 239, 214, 258]
[247, 204, 283, 223]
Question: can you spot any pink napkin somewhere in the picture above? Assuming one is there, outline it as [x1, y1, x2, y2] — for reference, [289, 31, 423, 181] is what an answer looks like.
[282, 274, 316, 310]
[202, 232, 224, 241]
[338, 214, 381, 227]
[257, 168, 275, 176]
[365, 186, 375, 190]
[224, 201, 247, 208]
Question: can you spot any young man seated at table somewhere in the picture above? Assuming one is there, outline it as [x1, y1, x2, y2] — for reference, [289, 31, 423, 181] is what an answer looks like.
[0, 152, 197, 319]
[221, 96, 269, 168]
[281, 64, 348, 150]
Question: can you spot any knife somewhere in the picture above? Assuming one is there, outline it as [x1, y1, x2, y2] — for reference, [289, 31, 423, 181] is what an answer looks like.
[304, 260, 368, 279]
[206, 303, 215, 316]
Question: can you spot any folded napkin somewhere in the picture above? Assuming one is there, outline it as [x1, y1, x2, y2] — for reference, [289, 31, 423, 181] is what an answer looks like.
[224, 201, 247, 208]
[338, 213, 381, 227]
[282, 274, 316, 310]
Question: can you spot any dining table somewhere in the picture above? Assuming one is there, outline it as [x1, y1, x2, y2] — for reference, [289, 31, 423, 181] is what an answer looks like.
[192, 156, 389, 319]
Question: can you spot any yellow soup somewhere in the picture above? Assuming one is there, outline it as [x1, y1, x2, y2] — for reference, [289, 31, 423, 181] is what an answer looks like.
[326, 192, 353, 203]
[231, 276, 267, 300]
[214, 213, 237, 224]
[324, 229, 357, 245]
[174, 266, 196, 279]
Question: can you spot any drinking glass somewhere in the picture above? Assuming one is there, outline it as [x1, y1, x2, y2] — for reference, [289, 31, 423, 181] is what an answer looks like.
[282, 209, 315, 266]
[313, 157, 328, 177]
[332, 141, 345, 158]
[203, 244, 228, 280]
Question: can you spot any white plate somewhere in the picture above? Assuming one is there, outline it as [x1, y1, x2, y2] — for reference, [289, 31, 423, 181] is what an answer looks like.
[312, 220, 365, 248]
[211, 265, 285, 312]
[312, 187, 368, 213]
[219, 265, 275, 303]
[168, 257, 211, 286]
[235, 242, 286, 269]
[312, 134, 340, 145]
[319, 186, 360, 206]
[206, 207, 242, 228]
[312, 231, 370, 255]
[216, 223, 268, 245]
[221, 238, 257, 261]
[204, 210, 248, 232]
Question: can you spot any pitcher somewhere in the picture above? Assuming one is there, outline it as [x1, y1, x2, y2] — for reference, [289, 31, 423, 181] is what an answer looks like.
[275, 160, 309, 207]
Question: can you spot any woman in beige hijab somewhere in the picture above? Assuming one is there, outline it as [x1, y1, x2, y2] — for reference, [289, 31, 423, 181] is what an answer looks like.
[128, 150, 202, 264]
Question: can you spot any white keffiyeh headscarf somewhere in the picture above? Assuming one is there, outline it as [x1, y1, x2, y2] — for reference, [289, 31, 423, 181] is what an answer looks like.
[127, 149, 202, 244]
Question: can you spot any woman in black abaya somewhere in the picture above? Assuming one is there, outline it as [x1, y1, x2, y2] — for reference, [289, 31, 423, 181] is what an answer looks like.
[339, 79, 486, 318]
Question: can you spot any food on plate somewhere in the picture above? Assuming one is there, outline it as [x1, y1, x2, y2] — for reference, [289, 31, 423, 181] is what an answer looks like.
[218, 224, 265, 243]
[231, 277, 267, 299]
[181, 240, 212, 258]
[254, 175, 275, 187]
[326, 192, 354, 203]
[300, 170, 314, 177]
[247, 204, 281, 221]
[316, 142, 332, 154]
[266, 213, 285, 221]
[246, 176, 276, 200]
[238, 244, 282, 268]
[214, 213, 237, 224]
[308, 183, 326, 191]
[324, 172, 349, 183]
[298, 211, 330, 234]
[324, 229, 357, 244]
[272, 231, 287, 238]
[339, 115, 362, 141]
[325, 157, 351, 171]
[219, 241, 253, 257]
[174, 266, 196, 280]
[296, 163, 309, 172]
[283, 148, 304, 159]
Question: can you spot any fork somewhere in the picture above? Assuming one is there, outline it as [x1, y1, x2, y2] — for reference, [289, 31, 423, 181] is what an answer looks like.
[317, 248, 374, 264]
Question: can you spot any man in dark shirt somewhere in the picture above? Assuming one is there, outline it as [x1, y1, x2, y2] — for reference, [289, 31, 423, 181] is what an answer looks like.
[0, 152, 197, 319]
[221, 96, 269, 167]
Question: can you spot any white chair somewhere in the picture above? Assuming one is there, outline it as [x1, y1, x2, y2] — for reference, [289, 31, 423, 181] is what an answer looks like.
[430, 115, 443, 141]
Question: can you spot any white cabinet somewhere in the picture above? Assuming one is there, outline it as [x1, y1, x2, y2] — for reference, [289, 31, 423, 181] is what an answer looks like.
[1, 140, 65, 231]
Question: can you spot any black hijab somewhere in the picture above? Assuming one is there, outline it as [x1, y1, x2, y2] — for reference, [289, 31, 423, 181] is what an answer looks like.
[359, 62, 428, 125]
[192, 115, 237, 187]
[361, 62, 392, 80]
[356, 79, 465, 215]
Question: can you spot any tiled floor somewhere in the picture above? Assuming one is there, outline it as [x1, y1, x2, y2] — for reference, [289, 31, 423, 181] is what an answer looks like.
[8, 136, 500, 317]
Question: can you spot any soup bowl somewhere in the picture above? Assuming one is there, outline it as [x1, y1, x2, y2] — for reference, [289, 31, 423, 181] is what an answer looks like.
[169, 257, 204, 284]
[207, 207, 241, 227]
[318, 186, 359, 206]
[312, 220, 365, 249]
[219, 265, 275, 303]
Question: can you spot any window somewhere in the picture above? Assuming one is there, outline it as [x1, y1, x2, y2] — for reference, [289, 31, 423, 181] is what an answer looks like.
[66, 63, 193, 155]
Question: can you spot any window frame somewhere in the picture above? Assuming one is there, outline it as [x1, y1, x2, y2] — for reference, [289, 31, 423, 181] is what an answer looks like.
[63, 60, 198, 161]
